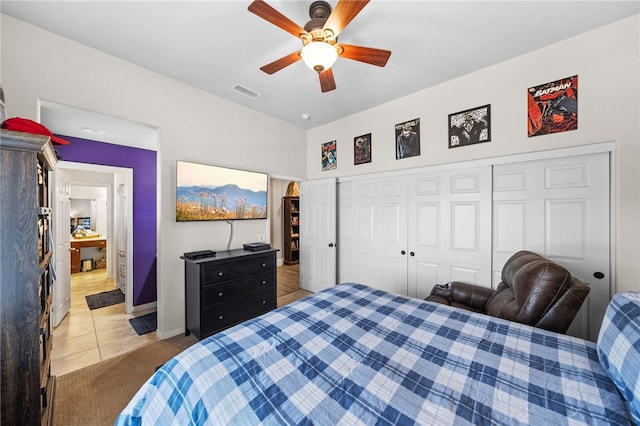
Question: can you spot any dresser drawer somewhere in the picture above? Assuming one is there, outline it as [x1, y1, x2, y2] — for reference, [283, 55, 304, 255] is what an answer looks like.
[203, 273, 275, 307]
[202, 290, 276, 336]
[202, 254, 274, 284]
[184, 248, 278, 340]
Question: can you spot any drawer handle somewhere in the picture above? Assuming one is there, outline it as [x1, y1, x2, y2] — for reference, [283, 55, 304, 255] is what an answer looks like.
[262, 280, 267, 284]
[262, 300, 266, 304]
[218, 315, 224, 320]
[218, 272, 223, 277]
[262, 263, 266, 267]
[218, 292, 223, 297]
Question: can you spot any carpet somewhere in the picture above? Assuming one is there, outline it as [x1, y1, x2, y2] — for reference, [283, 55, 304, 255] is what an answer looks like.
[54, 335, 197, 426]
[129, 312, 156, 335]
[85, 289, 124, 310]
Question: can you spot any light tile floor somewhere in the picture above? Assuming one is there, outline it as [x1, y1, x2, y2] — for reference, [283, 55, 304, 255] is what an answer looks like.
[51, 270, 160, 376]
[52, 264, 310, 376]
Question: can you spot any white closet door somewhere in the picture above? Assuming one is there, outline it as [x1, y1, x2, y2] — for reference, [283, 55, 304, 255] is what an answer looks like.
[409, 166, 493, 299]
[338, 176, 408, 295]
[300, 179, 337, 293]
[493, 152, 610, 341]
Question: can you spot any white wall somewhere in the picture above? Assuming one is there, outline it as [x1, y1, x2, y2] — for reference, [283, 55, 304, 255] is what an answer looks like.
[269, 178, 288, 264]
[307, 15, 640, 295]
[1, 14, 307, 338]
[4, 12, 639, 337]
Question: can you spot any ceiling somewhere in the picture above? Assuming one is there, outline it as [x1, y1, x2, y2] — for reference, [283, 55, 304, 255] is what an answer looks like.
[2, 1, 639, 138]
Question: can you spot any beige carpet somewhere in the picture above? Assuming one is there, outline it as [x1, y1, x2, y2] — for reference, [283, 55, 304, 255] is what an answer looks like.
[54, 334, 196, 426]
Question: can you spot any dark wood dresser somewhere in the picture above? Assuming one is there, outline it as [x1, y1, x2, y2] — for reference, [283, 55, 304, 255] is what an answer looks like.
[0, 129, 57, 425]
[183, 249, 278, 340]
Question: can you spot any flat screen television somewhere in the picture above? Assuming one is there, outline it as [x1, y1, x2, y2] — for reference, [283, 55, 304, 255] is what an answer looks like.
[176, 160, 268, 222]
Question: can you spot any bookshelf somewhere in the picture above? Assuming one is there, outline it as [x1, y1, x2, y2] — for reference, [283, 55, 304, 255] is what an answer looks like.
[282, 196, 299, 265]
[1, 130, 57, 425]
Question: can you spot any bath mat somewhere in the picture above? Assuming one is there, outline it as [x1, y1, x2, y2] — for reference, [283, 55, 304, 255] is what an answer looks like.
[85, 289, 124, 310]
[129, 312, 156, 335]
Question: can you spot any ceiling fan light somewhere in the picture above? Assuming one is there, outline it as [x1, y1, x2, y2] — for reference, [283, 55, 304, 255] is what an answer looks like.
[301, 41, 338, 73]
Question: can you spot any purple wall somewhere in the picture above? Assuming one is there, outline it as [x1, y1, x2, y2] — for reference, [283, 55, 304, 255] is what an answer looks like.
[56, 136, 157, 306]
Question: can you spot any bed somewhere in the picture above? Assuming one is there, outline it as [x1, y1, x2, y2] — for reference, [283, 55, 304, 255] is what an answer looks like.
[116, 283, 639, 425]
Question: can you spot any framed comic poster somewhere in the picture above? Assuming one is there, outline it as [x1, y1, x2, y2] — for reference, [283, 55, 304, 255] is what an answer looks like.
[354, 133, 371, 165]
[528, 75, 578, 137]
[395, 118, 420, 159]
[321, 140, 337, 171]
[448, 105, 491, 148]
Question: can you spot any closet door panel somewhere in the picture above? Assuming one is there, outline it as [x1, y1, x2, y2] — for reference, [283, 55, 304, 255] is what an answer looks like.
[355, 253, 376, 285]
[410, 166, 492, 298]
[494, 201, 526, 253]
[451, 202, 479, 251]
[357, 203, 375, 242]
[337, 177, 407, 295]
[414, 261, 440, 299]
[378, 255, 407, 295]
[300, 178, 337, 293]
[493, 152, 610, 342]
[382, 204, 402, 244]
[416, 203, 439, 247]
[338, 181, 355, 282]
[546, 199, 587, 259]
[450, 265, 482, 284]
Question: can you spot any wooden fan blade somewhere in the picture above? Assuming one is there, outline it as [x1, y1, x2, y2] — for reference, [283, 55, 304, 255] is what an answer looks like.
[323, 0, 369, 37]
[339, 44, 391, 67]
[260, 50, 302, 74]
[319, 68, 336, 93]
[248, 0, 307, 38]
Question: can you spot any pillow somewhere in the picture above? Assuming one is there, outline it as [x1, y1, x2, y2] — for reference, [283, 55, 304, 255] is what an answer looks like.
[597, 291, 640, 423]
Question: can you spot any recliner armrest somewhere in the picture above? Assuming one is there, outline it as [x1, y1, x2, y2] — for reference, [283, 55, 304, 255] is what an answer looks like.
[450, 282, 495, 311]
[429, 283, 452, 299]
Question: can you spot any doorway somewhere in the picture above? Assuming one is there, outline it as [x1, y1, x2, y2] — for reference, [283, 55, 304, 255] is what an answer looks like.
[49, 163, 155, 376]
[53, 162, 134, 317]
[269, 176, 303, 267]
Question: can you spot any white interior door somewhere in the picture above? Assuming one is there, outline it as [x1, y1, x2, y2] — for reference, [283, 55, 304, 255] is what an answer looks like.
[338, 176, 408, 295]
[300, 179, 337, 293]
[52, 168, 71, 326]
[410, 166, 493, 299]
[493, 152, 610, 341]
[116, 183, 127, 295]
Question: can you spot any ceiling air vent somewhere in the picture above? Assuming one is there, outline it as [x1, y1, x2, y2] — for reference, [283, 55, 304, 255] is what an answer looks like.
[231, 84, 261, 99]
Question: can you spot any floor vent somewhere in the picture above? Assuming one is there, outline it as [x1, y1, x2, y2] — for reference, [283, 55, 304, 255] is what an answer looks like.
[231, 84, 260, 99]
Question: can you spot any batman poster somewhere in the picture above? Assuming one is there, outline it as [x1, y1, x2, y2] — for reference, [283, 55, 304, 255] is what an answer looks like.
[528, 75, 578, 137]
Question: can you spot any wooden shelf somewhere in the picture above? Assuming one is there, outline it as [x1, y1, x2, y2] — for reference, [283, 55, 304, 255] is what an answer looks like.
[282, 196, 299, 265]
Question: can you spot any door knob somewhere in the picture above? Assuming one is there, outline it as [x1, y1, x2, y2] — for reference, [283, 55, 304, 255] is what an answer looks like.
[328, 243, 334, 247]
[401, 250, 406, 255]
[410, 252, 415, 256]
[593, 272, 605, 279]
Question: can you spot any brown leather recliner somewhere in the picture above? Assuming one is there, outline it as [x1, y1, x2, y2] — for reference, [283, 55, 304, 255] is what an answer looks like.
[425, 250, 590, 334]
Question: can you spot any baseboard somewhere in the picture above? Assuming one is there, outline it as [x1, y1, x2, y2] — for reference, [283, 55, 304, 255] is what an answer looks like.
[155, 327, 186, 340]
[131, 301, 156, 313]
[277, 257, 284, 267]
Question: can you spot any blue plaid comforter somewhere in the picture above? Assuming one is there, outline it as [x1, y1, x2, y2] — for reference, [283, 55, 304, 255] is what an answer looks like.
[116, 283, 633, 425]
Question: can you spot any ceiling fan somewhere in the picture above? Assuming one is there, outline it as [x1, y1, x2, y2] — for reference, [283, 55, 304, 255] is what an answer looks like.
[248, 0, 391, 93]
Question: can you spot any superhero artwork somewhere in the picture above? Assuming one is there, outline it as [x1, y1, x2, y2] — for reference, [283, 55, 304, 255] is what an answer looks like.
[395, 118, 421, 159]
[353, 133, 371, 165]
[528, 75, 578, 137]
[448, 105, 491, 148]
[321, 140, 337, 171]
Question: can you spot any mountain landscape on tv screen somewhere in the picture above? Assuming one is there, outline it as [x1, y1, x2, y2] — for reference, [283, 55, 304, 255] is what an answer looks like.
[176, 184, 267, 221]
